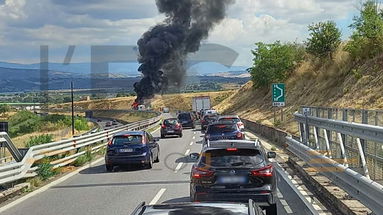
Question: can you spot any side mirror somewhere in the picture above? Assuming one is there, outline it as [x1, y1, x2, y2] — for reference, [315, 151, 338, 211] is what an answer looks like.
[154, 137, 160, 142]
[267, 151, 276, 159]
[189, 153, 200, 161]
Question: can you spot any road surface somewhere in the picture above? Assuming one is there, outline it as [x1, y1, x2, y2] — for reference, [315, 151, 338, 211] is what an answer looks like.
[1, 119, 329, 215]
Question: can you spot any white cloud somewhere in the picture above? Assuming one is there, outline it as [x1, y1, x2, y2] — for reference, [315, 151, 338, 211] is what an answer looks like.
[0, 0, 358, 65]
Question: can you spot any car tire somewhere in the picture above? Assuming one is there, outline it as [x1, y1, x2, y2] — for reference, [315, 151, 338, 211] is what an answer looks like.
[179, 133, 183, 138]
[154, 151, 160, 163]
[265, 203, 277, 215]
[105, 164, 113, 172]
[146, 155, 153, 169]
[161, 134, 165, 138]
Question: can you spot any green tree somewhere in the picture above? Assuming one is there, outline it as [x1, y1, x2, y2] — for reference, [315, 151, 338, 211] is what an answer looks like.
[0, 104, 11, 115]
[306, 21, 341, 58]
[345, 0, 383, 60]
[249, 41, 304, 88]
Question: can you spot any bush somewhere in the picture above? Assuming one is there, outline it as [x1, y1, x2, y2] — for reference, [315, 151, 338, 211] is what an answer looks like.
[306, 21, 341, 59]
[345, 0, 383, 61]
[73, 149, 93, 167]
[25, 134, 53, 148]
[36, 160, 57, 181]
[249, 41, 305, 88]
[74, 118, 90, 131]
[0, 104, 10, 115]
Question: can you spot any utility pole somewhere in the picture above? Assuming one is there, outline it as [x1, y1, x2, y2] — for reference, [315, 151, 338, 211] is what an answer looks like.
[71, 81, 75, 136]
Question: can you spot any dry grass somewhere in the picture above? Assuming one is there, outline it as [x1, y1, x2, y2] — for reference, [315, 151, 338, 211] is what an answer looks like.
[54, 91, 234, 112]
[215, 47, 383, 135]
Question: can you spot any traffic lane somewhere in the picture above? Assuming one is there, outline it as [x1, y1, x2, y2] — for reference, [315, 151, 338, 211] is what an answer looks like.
[156, 129, 203, 204]
[1, 128, 196, 215]
[157, 129, 294, 215]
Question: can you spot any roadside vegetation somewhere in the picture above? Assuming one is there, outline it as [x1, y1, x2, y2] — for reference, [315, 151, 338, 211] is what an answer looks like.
[215, 0, 383, 135]
[9, 111, 90, 138]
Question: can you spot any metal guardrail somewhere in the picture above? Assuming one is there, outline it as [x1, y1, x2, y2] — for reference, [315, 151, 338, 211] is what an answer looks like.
[286, 137, 383, 214]
[289, 112, 383, 213]
[0, 115, 162, 185]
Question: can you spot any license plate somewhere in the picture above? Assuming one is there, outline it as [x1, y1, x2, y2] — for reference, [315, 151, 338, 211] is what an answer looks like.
[167, 130, 175, 133]
[119, 148, 133, 153]
[183, 121, 188, 124]
[218, 176, 247, 184]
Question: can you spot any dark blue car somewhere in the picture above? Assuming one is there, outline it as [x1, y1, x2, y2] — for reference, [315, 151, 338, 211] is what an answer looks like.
[205, 122, 245, 142]
[105, 131, 160, 171]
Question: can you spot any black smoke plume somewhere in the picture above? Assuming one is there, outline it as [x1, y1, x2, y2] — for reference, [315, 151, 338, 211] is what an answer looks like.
[133, 0, 235, 105]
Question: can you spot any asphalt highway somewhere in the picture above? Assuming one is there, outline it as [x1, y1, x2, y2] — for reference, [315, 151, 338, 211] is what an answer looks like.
[1, 117, 328, 215]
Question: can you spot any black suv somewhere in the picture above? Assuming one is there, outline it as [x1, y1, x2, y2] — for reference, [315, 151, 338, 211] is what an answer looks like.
[201, 114, 218, 132]
[177, 112, 195, 129]
[189, 140, 277, 215]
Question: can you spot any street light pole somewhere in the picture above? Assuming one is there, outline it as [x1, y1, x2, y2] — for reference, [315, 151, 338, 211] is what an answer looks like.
[71, 81, 75, 136]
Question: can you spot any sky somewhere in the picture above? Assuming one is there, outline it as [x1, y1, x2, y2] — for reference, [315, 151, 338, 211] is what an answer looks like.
[0, 0, 360, 66]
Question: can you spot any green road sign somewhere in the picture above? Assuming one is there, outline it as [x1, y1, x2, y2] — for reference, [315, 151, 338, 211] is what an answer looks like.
[272, 83, 285, 107]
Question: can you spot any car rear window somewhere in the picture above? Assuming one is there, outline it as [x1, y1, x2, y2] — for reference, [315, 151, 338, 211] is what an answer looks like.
[218, 117, 240, 123]
[204, 115, 217, 121]
[201, 149, 264, 167]
[112, 135, 143, 145]
[178, 113, 191, 120]
[207, 124, 237, 133]
[164, 119, 178, 126]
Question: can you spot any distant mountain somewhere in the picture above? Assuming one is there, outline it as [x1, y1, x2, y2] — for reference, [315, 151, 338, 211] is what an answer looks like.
[0, 61, 248, 77]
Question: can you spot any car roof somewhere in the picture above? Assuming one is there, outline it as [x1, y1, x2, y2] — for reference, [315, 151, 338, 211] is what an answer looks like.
[114, 130, 145, 136]
[204, 140, 261, 150]
[218, 115, 240, 119]
[209, 121, 237, 126]
[164, 118, 177, 120]
[135, 202, 250, 215]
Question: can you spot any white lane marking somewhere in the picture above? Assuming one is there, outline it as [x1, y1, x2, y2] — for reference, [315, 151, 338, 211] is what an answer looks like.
[185, 149, 190, 155]
[284, 205, 293, 214]
[192, 136, 195, 139]
[190, 142, 193, 146]
[174, 162, 184, 173]
[149, 188, 166, 205]
[0, 157, 105, 213]
[0, 128, 160, 213]
[194, 132, 196, 134]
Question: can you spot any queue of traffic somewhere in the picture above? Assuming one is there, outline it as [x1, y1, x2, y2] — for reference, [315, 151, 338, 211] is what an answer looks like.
[105, 109, 277, 215]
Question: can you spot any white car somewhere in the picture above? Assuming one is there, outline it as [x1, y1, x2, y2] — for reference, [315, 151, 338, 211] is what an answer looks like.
[217, 115, 244, 130]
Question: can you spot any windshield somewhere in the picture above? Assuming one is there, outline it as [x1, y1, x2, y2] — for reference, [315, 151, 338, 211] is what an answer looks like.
[178, 114, 191, 120]
[201, 149, 264, 167]
[218, 118, 240, 124]
[164, 119, 178, 126]
[207, 124, 237, 133]
[112, 135, 143, 145]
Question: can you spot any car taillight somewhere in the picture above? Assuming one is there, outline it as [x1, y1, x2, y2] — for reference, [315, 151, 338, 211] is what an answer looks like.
[226, 148, 237, 151]
[161, 124, 166, 128]
[191, 167, 214, 179]
[236, 132, 243, 139]
[251, 165, 273, 177]
[238, 122, 244, 127]
[175, 123, 181, 129]
[108, 140, 113, 145]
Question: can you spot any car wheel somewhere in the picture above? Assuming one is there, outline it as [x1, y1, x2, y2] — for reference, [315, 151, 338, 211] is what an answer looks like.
[265, 203, 277, 215]
[154, 151, 160, 163]
[146, 155, 153, 169]
[105, 164, 113, 172]
[161, 134, 165, 138]
[179, 133, 183, 138]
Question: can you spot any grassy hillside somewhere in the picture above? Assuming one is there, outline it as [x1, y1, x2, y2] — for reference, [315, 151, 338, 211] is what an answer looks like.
[54, 91, 234, 112]
[215, 48, 383, 135]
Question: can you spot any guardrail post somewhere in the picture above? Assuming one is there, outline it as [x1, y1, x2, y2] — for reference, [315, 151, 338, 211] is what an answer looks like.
[299, 123, 304, 143]
[357, 138, 370, 179]
[323, 129, 332, 158]
[313, 127, 319, 150]
[337, 132, 348, 167]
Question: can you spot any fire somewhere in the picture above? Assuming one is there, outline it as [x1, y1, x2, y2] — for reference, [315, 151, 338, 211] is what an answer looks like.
[132, 102, 139, 109]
